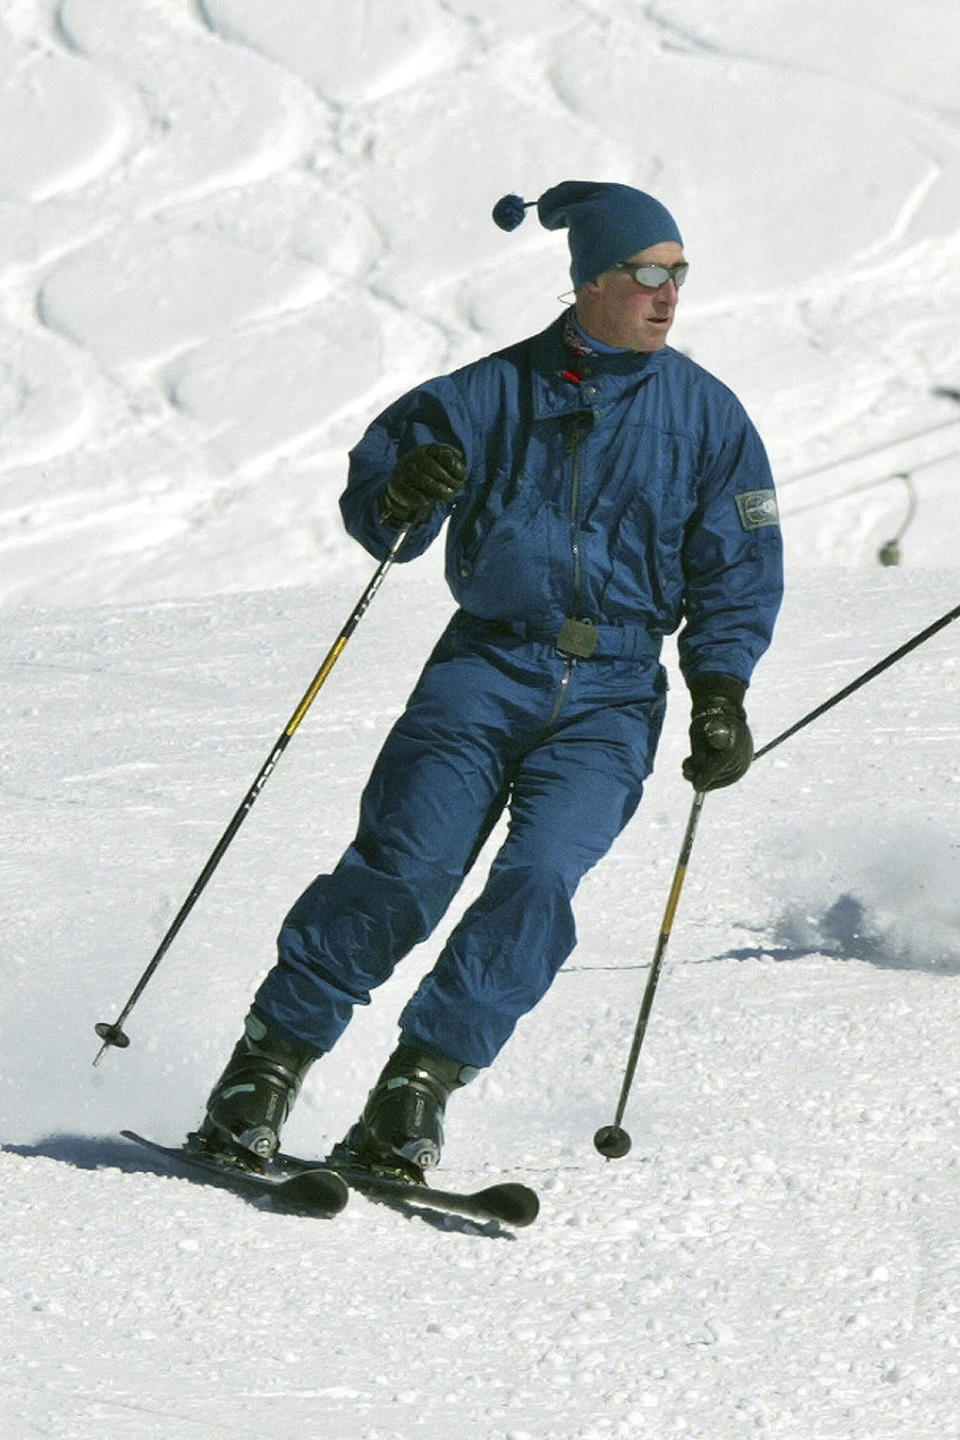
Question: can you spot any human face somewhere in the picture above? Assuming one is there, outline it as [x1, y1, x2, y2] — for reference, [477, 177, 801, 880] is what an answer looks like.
[575, 240, 685, 352]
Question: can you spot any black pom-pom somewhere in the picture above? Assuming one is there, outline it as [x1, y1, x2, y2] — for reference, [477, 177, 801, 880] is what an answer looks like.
[492, 193, 530, 232]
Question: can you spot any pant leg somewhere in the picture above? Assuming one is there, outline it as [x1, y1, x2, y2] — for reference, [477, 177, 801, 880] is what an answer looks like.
[252, 624, 532, 1052]
[399, 667, 667, 1067]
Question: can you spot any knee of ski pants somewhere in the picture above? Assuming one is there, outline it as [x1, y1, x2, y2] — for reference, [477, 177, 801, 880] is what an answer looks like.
[276, 845, 462, 999]
[399, 863, 580, 1068]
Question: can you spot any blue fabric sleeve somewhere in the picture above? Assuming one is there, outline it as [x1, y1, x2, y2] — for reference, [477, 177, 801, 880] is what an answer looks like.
[678, 399, 783, 687]
[340, 384, 470, 563]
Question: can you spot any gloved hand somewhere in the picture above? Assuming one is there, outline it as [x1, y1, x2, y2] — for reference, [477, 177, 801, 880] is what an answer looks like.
[381, 444, 467, 527]
[682, 676, 754, 792]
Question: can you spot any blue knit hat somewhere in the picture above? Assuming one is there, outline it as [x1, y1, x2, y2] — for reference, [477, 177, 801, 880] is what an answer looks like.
[492, 180, 683, 288]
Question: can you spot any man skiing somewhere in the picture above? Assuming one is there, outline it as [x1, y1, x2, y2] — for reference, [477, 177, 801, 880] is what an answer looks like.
[194, 180, 784, 1180]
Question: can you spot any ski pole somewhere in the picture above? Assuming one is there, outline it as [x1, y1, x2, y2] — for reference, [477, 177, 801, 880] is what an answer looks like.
[595, 597, 960, 1157]
[753, 598, 960, 760]
[594, 789, 706, 1159]
[93, 527, 410, 1065]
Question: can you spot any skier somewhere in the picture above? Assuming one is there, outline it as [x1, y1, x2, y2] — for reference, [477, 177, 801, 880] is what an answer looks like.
[194, 180, 784, 1179]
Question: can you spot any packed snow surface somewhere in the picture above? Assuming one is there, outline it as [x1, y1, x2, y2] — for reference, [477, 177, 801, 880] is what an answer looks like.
[1, 3, 959, 1438]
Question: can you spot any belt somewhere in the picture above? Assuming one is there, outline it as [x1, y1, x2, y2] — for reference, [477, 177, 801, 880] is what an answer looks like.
[458, 612, 662, 662]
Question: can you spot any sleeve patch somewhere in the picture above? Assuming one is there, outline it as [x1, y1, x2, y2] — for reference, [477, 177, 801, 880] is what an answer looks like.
[735, 489, 780, 531]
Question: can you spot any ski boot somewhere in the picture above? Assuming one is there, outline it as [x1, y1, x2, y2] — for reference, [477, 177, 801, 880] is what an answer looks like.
[192, 1009, 318, 1169]
[334, 1042, 478, 1182]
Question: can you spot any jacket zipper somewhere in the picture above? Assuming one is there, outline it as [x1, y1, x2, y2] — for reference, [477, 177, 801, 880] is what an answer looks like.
[546, 416, 589, 728]
[567, 415, 587, 617]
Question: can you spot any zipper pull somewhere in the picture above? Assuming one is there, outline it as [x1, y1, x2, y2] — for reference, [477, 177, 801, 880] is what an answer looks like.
[565, 413, 588, 453]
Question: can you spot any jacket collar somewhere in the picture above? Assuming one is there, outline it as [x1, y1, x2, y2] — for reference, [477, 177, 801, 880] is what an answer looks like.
[528, 311, 666, 419]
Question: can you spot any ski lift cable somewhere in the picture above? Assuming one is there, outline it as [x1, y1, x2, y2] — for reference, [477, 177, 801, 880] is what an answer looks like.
[780, 447, 955, 520]
[780, 410, 960, 488]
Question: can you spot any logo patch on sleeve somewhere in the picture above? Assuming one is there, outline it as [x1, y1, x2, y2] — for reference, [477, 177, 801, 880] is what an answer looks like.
[735, 489, 780, 531]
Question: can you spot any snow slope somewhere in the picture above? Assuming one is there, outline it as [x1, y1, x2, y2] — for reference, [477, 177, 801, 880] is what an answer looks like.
[1, 3, 959, 1437]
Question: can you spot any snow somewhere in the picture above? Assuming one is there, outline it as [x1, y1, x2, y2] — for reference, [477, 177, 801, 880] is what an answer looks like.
[1, 1, 959, 1436]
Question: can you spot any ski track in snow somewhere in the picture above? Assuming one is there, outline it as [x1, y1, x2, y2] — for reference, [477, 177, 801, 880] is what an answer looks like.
[1, 3, 960, 1438]
[1, 1, 959, 607]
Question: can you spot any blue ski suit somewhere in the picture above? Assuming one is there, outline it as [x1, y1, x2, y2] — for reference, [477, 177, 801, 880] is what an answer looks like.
[254, 312, 783, 1069]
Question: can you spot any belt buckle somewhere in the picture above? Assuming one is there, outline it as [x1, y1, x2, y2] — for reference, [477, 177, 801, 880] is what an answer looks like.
[556, 617, 598, 659]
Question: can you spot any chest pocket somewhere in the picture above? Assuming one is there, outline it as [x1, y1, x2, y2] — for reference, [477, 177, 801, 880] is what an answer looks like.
[449, 422, 566, 579]
[591, 425, 700, 618]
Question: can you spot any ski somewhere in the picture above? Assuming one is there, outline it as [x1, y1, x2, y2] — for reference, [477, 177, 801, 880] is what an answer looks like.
[121, 1131, 540, 1228]
[281, 1152, 540, 1228]
[121, 1130, 349, 1216]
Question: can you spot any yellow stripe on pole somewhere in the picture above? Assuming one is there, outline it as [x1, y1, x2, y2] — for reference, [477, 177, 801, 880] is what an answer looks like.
[286, 636, 348, 736]
[660, 863, 688, 935]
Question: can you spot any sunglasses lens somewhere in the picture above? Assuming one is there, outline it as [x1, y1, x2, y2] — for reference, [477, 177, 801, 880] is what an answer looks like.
[632, 263, 687, 287]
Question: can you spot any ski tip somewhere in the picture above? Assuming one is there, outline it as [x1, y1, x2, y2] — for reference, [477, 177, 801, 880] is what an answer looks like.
[273, 1168, 350, 1215]
[477, 1182, 540, 1228]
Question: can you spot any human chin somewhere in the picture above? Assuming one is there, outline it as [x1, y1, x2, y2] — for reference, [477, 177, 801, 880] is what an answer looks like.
[637, 316, 672, 350]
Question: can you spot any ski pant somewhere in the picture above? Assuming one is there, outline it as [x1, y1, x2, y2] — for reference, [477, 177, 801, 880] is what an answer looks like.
[253, 614, 667, 1069]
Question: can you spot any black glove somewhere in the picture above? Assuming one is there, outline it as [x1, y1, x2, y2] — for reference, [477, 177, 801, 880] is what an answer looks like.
[381, 444, 467, 527]
[682, 675, 754, 792]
